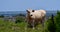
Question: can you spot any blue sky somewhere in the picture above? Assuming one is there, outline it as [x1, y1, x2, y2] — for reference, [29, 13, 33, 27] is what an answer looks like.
[0, 0, 60, 11]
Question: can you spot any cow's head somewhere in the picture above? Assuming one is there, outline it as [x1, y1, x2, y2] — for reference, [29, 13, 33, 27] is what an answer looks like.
[26, 9, 35, 19]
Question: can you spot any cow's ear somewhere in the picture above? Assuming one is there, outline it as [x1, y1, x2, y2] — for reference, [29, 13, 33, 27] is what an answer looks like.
[32, 10, 35, 12]
[26, 10, 30, 13]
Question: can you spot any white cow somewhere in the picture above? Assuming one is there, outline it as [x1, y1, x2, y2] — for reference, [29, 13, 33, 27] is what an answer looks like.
[26, 9, 46, 28]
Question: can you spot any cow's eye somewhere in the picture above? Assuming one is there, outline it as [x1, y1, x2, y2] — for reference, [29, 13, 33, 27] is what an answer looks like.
[32, 10, 34, 12]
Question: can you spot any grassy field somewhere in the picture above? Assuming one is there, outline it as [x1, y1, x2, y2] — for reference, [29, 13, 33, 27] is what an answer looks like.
[0, 18, 44, 32]
[0, 11, 59, 32]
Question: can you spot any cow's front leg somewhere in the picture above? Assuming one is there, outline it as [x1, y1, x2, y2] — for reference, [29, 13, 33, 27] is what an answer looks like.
[31, 20, 35, 29]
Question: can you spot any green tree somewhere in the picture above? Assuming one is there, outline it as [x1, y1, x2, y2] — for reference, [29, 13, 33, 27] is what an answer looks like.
[0, 15, 4, 18]
[55, 11, 60, 32]
[47, 14, 56, 32]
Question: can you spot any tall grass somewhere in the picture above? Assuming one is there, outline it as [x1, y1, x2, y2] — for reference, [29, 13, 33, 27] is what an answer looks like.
[0, 18, 44, 32]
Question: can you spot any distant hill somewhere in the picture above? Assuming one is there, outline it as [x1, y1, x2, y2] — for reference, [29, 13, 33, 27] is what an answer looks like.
[0, 11, 57, 17]
[0, 11, 26, 16]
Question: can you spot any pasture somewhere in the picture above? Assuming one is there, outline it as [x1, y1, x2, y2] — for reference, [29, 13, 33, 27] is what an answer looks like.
[0, 11, 59, 32]
[0, 17, 46, 32]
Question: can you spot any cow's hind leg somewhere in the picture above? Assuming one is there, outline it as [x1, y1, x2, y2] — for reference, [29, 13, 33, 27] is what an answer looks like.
[42, 16, 46, 27]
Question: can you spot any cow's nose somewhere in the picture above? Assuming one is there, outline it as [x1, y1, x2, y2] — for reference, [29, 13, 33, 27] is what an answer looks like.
[30, 15, 33, 16]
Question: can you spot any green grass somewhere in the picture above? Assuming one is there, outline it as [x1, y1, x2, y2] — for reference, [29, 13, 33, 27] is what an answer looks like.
[0, 18, 45, 32]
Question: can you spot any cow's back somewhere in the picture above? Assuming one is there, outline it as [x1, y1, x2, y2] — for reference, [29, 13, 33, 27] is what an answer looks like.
[31, 10, 46, 19]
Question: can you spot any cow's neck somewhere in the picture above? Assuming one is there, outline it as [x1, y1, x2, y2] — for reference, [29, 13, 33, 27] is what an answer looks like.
[27, 14, 32, 19]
